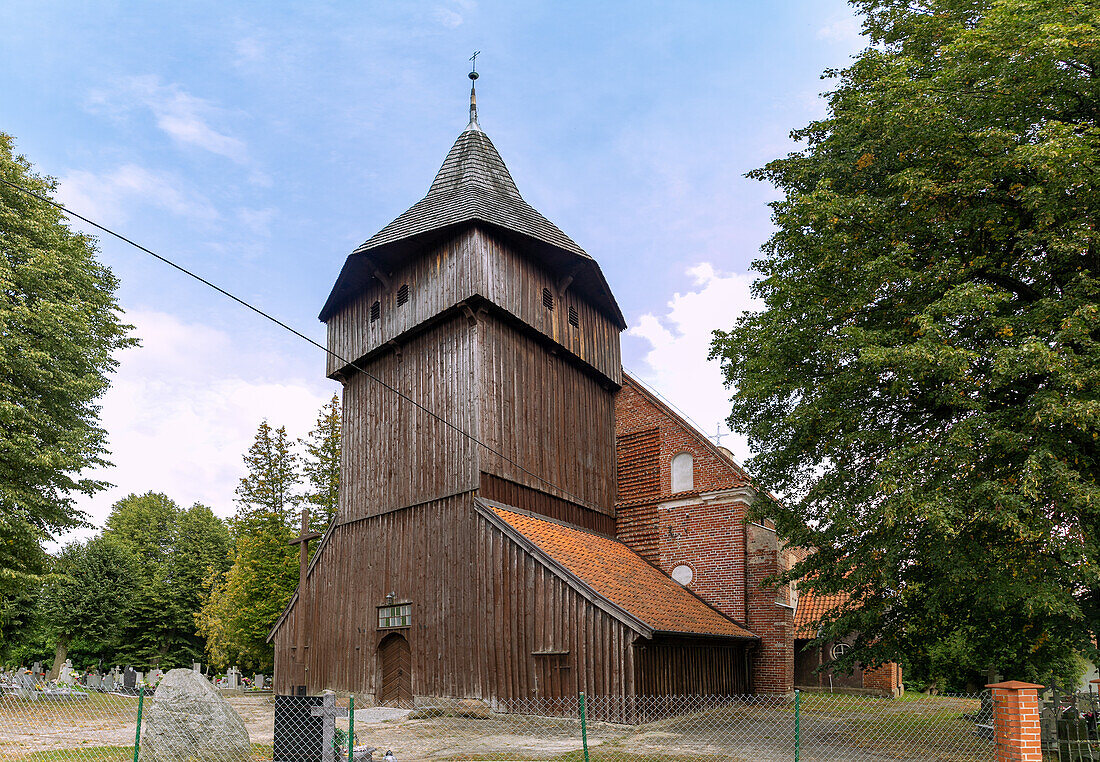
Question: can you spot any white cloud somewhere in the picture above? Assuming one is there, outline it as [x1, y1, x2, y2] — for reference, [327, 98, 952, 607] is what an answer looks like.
[63, 310, 332, 541]
[57, 164, 217, 226]
[628, 263, 762, 466]
[433, 7, 464, 27]
[817, 16, 863, 46]
[93, 76, 248, 163]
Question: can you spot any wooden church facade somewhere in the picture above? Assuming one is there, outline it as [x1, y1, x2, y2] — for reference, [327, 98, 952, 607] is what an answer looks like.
[272, 90, 758, 705]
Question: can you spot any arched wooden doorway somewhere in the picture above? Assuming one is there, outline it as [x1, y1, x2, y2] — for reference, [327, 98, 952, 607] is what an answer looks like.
[377, 633, 412, 706]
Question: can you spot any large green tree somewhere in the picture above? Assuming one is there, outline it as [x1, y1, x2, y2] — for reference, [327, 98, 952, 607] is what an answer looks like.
[0, 134, 134, 638]
[198, 421, 300, 670]
[300, 394, 341, 534]
[104, 493, 231, 669]
[711, 0, 1100, 686]
[40, 536, 137, 677]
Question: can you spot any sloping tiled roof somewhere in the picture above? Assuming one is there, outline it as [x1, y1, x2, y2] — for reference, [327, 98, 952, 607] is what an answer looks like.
[794, 590, 850, 638]
[482, 502, 756, 640]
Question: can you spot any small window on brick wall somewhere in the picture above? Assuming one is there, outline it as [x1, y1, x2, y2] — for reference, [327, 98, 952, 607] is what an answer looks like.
[542, 287, 554, 311]
[397, 283, 410, 306]
[671, 452, 694, 493]
[370, 300, 381, 322]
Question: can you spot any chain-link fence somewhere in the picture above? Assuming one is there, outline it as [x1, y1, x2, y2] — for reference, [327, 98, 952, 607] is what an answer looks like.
[1, 681, 1000, 762]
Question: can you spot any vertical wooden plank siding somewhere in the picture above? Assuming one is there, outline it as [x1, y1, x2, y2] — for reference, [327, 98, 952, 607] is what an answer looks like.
[474, 510, 637, 705]
[326, 227, 622, 385]
[633, 638, 749, 696]
[274, 494, 481, 698]
[478, 473, 615, 534]
[476, 313, 616, 515]
[339, 316, 478, 521]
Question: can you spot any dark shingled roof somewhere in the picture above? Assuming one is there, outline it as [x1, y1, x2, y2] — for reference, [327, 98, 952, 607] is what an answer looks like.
[361, 124, 588, 259]
[319, 118, 624, 327]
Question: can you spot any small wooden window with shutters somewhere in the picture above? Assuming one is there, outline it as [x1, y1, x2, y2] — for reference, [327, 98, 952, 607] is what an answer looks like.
[377, 603, 411, 629]
[542, 287, 554, 311]
[568, 305, 579, 327]
[397, 284, 410, 306]
[370, 300, 381, 323]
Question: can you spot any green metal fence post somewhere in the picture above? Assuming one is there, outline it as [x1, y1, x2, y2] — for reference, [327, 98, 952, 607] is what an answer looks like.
[578, 691, 590, 762]
[794, 689, 801, 762]
[348, 695, 355, 761]
[133, 685, 145, 762]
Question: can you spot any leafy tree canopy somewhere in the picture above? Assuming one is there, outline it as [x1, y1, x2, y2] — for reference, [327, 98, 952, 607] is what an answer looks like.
[711, 0, 1100, 686]
[0, 133, 134, 635]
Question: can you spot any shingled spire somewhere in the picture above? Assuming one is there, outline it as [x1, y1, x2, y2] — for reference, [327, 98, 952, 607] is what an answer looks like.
[318, 68, 624, 327]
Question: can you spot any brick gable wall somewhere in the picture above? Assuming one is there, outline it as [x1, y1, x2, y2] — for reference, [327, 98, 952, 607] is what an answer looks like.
[614, 377, 795, 693]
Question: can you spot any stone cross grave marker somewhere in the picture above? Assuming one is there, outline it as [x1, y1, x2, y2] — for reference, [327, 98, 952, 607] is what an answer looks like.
[310, 693, 349, 762]
[32, 662, 42, 677]
[227, 667, 239, 690]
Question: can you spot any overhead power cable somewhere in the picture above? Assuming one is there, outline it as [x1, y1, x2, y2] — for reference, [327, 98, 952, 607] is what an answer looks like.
[1, 176, 600, 509]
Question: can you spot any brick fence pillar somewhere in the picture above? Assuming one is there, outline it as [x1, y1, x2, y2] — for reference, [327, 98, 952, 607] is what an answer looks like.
[986, 680, 1043, 762]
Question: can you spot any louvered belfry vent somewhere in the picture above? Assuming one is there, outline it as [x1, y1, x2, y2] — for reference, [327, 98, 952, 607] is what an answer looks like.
[569, 306, 579, 327]
[542, 287, 554, 311]
[397, 283, 410, 306]
[370, 300, 381, 322]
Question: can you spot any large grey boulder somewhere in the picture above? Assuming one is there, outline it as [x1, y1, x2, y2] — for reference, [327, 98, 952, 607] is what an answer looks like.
[139, 668, 251, 762]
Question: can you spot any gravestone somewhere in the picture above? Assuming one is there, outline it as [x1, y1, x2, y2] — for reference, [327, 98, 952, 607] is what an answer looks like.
[32, 662, 42, 678]
[193, 663, 202, 673]
[139, 668, 251, 762]
[254, 674, 264, 690]
[310, 694, 349, 762]
[226, 667, 239, 690]
[58, 659, 74, 686]
[149, 669, 164, 685]
[87, 673, 102, 690]
[124, 667, 138, 691]
[17, 671, 35, 697]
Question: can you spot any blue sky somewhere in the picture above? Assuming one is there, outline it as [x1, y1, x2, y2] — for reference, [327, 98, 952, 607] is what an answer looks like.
[1, 1, 865, 534]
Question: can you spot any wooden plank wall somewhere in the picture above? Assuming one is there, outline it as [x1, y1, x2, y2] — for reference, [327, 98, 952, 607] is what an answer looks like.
[326, 231, 484, 377]
[339, 316, 478, 521]
[476, 313, 617, 515]
[633, 638, 749, 696]
[325, 226, 622, 385]
[479, 473, 615, 535]
[274, 493, 482, 698]
[475, 509, 637, 703]
[473, 228, 622, 384]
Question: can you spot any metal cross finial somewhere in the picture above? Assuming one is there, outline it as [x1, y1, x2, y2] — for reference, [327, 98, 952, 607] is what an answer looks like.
[467, 51, 481, 129]
[714, 422, 727, 446]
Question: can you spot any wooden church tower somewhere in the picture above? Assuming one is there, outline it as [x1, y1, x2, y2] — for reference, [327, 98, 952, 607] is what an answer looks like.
[271, 72, 756, 705]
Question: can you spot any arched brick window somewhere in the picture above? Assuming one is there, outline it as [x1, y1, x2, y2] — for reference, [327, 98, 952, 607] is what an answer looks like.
[671, 452, 694, 493]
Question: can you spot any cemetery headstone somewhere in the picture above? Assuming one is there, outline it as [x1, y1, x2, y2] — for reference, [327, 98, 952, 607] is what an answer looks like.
[124, 667, 138, 691]
[193, 662, 202, 673]
[254, 674, 264, 690]
[32, 662, 42, 678]
[87, 672, 102, 690]
[226, 667, 239, 690]
[138, 668, 251, 762]
[311, 693, 349, 762]
[17, 671, 35, 696]
[58, 659, 74, 686]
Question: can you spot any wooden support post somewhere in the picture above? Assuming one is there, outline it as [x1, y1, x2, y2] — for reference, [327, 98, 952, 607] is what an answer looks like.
[289, 506, 323, 681]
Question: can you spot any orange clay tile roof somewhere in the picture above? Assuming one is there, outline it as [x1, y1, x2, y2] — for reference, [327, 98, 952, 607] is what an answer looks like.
[794, 590, 850, 638]
[487, 504, 756, 640]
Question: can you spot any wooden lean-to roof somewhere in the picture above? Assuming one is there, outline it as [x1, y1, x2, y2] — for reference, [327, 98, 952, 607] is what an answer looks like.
[477, 499, 757, 641]
[319, 114, 625, 328]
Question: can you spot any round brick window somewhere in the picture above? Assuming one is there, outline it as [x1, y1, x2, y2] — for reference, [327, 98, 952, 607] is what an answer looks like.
[671, 564, 693, 586]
